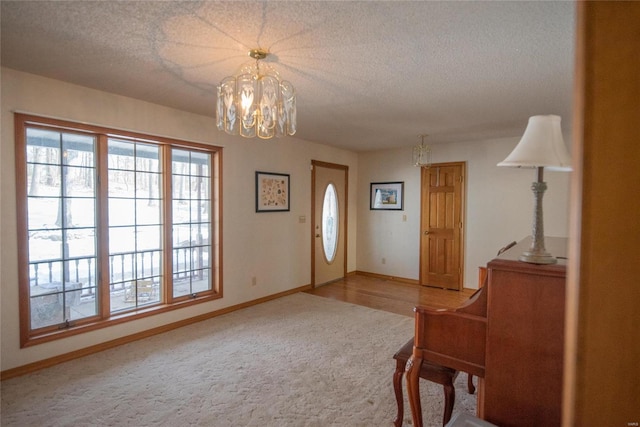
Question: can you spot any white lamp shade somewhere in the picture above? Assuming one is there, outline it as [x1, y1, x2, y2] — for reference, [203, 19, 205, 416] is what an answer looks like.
[498, 115, 572, 171]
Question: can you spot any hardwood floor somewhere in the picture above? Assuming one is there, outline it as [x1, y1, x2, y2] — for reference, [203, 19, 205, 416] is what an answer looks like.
[305, 273, 476, 317]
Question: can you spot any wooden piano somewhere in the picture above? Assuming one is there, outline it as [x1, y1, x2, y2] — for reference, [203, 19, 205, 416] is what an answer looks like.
[406, 237, 567, 427]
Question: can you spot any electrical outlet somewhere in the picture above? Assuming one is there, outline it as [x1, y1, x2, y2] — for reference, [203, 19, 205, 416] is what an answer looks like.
[381, 258, 386, 264]
[251, 276, 257, 286]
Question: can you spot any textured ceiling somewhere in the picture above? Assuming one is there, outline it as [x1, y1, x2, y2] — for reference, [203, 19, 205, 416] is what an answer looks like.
[1, 1, 575, 152]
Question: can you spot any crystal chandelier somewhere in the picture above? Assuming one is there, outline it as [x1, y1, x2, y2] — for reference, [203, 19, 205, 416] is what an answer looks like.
[412, 134, 432, 167]
[216, 49, 296, 139]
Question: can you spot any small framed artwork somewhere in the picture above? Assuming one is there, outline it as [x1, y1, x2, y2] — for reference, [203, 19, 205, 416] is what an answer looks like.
[370, 181, 404, 210]
[256, 171, 290, 212]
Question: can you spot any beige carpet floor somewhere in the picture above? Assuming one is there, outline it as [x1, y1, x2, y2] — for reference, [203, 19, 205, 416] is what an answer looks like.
[1, 293, 476, 426]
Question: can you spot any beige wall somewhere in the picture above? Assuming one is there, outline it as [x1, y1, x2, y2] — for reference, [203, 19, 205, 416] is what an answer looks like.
[0, 68, 358, 371]
[357, 138, 572, 289]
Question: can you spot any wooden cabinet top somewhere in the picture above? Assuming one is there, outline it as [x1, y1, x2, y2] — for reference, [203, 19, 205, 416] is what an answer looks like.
[488, 236, 568, 277]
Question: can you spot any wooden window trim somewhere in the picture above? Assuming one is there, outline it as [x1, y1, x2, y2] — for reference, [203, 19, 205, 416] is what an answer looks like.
[14, 113, 223, 348]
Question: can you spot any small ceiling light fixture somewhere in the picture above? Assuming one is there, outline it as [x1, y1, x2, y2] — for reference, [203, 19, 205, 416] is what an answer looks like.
[216, 49, 296, 139]
[413, 134, 432, 167]
[498, 115, 572, 264]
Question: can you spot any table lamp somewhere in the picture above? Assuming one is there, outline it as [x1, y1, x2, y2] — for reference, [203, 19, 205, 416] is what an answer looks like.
[498, 115, 572, 264]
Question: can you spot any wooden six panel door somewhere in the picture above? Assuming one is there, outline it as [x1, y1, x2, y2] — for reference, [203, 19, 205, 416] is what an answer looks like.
[420, 162, 465, 290]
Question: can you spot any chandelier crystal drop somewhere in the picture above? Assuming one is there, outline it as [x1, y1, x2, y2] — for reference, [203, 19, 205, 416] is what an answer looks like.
[216, 49, 296, 139]
[413, 134, 432, 167]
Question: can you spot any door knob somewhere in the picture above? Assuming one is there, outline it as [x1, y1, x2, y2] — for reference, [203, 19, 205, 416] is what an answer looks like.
[315, 234, 320, 238]
[424, 231, 431, 235]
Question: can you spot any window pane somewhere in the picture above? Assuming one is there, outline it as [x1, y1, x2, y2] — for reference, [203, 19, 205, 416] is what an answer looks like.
[31, 293, 64, 329]
[113, 250, 162, 312]
[29, 260, 63, 292]
[118, 279, 160, 311]
[137, 225, 161, 251]
[172, 149, 190, 172]
[29, 232, 62, 262]
[135, 171, 161, 197]
[67, 229, 96, 258]
[191, 199, 210, 222]
[26, 128, 61, 165]
[135, 144, 160, 172]
[65, 256, 97, 321]
[173, 200, 190, 225]
[191, 269, 211, 293]
[27, 197, 60, 230]
[31, 280, 96, 329]
[108, 170, 136, 198]
[191, 223, 209, 245]
[108, 140, 135, 170]
[64, 166, 94, 197]
[27, 164, 61, 197]
[67, 198, 95, 228]
[62, 133, 94, 167]
[61, 277, 95, 322]
[188, 176, 208, 201]
[25, 127, 98, 329]
[171, 148, 212, 298]
[322, 183, 339, 263]
[109, 226, 136, 254]
[135, 199, 161, 225]
[172, 179, 189, 200]
[135, 250, 162, 280]
[173, 224, 191, 246]
[108, 138, 164, 311]
[191, 151, 210, 176]
[109, 199, 136, 226]
[109, 252, 136, 285]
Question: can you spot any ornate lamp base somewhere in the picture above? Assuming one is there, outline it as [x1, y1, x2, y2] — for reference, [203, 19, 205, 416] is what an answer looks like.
[519, 251, 557, 265]
[519, 168, 558, 265]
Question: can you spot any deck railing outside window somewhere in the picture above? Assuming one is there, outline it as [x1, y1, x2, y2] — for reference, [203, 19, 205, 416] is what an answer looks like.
[15, 114, 221, 345]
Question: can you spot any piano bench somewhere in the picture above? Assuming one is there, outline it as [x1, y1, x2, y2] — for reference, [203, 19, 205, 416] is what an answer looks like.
[393, 338, 473, 427]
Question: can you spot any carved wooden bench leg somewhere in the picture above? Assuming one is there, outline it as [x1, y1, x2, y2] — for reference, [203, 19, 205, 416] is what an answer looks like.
[406, 354, 424, 427]
[443, 382, 456, 425]
[394, 338, 460, 427]
[393, 358, 405, 427]
[468, 373, 476, 394]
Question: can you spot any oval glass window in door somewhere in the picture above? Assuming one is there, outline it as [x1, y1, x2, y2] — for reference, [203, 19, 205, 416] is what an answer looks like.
[322, 183, 339, 263]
